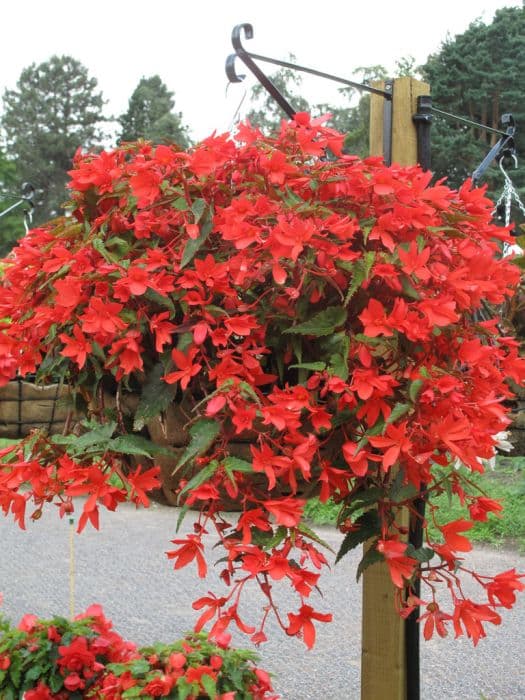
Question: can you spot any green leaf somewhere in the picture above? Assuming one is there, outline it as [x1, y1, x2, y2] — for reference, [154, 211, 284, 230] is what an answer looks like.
[191, 198, 207, 224]
[122, 687, 143, 698]
[341, 487, 385, 517]
[356, 547, 383, 581]
[134, 362, 177, 430]
[289, 362, 327, 371]
[129, 658, 151, 675]
[143, 288, 175, 312]
[201, 674, 217, 699]
[181, 217, 213, 269]
[49, 671, 64, 693]
[284, 306, 347, 337]
[92, 237, 120, 264]
[356, 420, 385, 451]
[328, 333, 350, 380]
[109, 434, 177, 459]
[175, 677, 194, 700]
[408, 379, 424, 403]
[296, 521, 335, 553]
[335, 510, 380, 564]
[510, 256, 525, 269]
[176, 504, 190, 532]
[177, 460, 219, 502]
[401, 275, 421, 300]
[386, 402, 411, 424]
[176, 418, 220, 470]
[105, 236, 130, 256]
[406, 544, 435, 563]
[251, 525, 287, 549]
[24, 664, 43, 682]
[223, 456, 253, 474]
[172, 196, 189, 211]
[51, 420, 117, 455]
[8, 653, 22, 687]
[344, 252, 375, 306]
[105, 662, 127, 676]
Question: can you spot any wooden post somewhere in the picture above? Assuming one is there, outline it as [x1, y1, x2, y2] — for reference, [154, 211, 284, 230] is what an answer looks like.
[361, 76, 430, 700]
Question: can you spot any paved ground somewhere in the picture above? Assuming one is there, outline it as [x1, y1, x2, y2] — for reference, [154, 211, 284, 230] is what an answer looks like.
[0, 501, 524, 699]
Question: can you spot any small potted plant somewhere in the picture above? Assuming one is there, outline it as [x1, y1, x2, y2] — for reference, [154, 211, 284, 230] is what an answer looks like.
[0, 605, 276, 698]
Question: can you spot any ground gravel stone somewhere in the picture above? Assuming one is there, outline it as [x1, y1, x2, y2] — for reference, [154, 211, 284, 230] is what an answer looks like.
[0, 501, 523, 699]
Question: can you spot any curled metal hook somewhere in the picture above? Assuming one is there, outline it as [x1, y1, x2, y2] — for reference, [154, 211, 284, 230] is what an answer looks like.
[225, 23, 296, 119]
[499, 153, 518, 178]
[225, 54, 245, 84]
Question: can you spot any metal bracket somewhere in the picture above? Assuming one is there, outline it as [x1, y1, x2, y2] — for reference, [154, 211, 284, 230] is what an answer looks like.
[382, 81, 393, 166]
[413, 95, 433, 171]
[0, 182, 35, 220]
[472, 113, 516, 185]
[225, 23, 392, 122]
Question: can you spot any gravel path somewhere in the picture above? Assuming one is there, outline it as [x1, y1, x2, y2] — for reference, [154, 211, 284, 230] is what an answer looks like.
[0, 501, 524, 699]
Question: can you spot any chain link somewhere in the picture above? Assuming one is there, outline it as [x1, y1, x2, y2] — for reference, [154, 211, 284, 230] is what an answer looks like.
[493, 160, 525, 226]
[492, 159, 525, 256]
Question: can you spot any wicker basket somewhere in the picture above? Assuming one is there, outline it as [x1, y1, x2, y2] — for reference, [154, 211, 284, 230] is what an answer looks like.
[0, 378, 74, 439]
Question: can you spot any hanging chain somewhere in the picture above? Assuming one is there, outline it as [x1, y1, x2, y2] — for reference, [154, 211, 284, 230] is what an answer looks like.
[494, 157, 525, 226]
[493, 157, 525, 256]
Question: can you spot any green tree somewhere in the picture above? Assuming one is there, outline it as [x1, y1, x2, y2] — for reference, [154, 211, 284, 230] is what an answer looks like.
[118, 76, 190, 147]
[422, 6, 525, 195]
[1, 55, 105, 222]
[0, 150, 27, 255]
[315, 65, 389, 157]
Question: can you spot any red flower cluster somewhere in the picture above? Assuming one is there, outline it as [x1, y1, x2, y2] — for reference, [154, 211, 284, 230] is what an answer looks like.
[0, 114, 524, 647]
[0, 605, 276, 698]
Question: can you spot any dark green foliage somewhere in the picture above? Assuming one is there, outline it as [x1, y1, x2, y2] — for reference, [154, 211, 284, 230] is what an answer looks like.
[1, 56, 105, 222]
[0, 150, 26, 255]
[118, 75, 190, 147]
[422, 6, 525, 200]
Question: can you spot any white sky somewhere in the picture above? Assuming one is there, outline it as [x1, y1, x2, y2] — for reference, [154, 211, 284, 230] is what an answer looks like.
[0, 0, 521, 142]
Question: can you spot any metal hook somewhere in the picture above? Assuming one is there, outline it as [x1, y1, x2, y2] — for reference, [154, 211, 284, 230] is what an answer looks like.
[23, 207, 33, 235]
[225, 23, 296, 119]
[499, 153, 518, 178]
[225, 54, 245, 84]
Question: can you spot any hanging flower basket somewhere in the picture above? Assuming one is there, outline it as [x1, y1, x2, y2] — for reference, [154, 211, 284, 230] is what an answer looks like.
[0, 115, 524, 647]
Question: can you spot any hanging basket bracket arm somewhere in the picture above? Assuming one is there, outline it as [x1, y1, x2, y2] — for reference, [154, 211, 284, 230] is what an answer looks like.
[472, 113, 516, 185]
[225, 23, 393, 123]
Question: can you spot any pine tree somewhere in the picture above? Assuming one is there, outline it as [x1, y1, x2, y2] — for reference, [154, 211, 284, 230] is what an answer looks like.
[422, 6, 525, 196]
[1, 56, 105, 222]
[0, 152, 26, 255]
[119, 76, 190, 147]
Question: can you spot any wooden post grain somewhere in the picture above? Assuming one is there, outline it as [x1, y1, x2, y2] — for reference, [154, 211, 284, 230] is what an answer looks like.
[361, 77, 430, 700]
